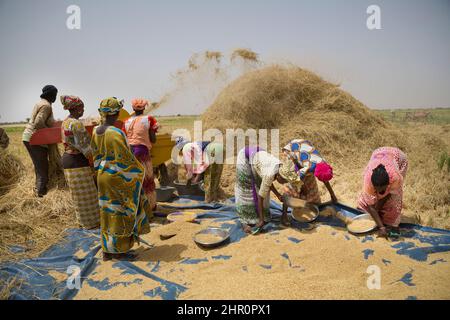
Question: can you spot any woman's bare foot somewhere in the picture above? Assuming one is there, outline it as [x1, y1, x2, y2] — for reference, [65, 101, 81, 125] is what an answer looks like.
[242, 224, 252, 233]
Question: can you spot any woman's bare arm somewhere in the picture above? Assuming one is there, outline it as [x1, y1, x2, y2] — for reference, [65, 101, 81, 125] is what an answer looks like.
[270, 184, 283, 202]
[324, 181, 338, 203]
[257, 195, 265, 228]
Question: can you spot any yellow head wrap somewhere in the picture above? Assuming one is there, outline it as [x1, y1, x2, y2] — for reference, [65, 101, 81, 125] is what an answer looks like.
[98, 97, 124, 117]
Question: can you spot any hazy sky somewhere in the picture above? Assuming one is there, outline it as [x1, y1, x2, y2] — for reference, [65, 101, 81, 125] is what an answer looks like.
[0, 0, 449, 122]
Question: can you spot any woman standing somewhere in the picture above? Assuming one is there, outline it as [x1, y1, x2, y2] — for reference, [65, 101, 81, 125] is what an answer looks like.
[357, 147, 408, 237]
[235, 146, 286, 233]
[22, 85, 58, 197]
[61, 95, 99, 229]
[91, 97, 150, 261]
[123, 99, 159, 211]
[279, 139, 337, 226]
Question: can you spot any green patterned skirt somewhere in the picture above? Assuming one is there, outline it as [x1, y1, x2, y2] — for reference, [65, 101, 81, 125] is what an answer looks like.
[234, 149, 271, 225]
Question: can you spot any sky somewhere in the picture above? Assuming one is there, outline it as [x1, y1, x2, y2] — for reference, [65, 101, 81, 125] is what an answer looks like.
[0, 0, 449, 122]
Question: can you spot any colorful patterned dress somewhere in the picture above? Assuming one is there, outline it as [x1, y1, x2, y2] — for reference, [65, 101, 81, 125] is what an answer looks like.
[91, 126, 150, 254]
[181, 141, 211, 179]
[181, 141, 224, 202]
[235, 147, 281, 225]
[357, 147, 408, 227]
[61, 117, 100, 229]
[123, 114, 159, 210]
[282, 139, 324, 204]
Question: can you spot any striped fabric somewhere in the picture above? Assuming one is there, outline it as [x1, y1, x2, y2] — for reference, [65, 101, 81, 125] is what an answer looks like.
[235, 148, 272, 225]
[64, 167, 100, 229]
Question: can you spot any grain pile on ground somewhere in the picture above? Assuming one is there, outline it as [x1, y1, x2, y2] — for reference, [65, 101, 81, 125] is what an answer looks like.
[71, 217, 450, 300]
[202, 65, 450, 229]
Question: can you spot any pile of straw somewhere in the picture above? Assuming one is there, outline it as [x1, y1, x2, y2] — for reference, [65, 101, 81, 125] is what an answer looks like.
[202, 65, 450, 229]
[0, 143, 73, 262]
[0, 149, 24, 196]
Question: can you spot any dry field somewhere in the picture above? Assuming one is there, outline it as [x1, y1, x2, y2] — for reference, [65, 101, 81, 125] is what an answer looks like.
[0, 66, 449, 267]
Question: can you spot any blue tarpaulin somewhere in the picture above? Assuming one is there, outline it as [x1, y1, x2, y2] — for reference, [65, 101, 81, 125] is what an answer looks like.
[1, 196, 449, 300]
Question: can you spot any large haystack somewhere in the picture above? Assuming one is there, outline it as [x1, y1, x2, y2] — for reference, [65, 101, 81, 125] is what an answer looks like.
[202, 65, 405, 155]
[202, 65, 450, 229]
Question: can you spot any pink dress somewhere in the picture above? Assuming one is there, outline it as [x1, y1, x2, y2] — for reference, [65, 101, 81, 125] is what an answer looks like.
[357, 147, 408, 227]
[123, 115, 159, 209]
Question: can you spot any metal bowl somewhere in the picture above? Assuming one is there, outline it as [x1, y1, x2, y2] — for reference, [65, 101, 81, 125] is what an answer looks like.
[193, 227, 230, 248]
[167, 211, 198, 223]
[156, 186, 176, 202]
[291, 204, 320, 223]
[173, 180, 205, 197]
[347, 213, 377, 234]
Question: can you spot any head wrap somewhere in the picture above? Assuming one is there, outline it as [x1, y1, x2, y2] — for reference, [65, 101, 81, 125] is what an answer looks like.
[60, 95, 84, 111]
[314, 162, 333, 182]
[98, 97, 124, 117]
[131, 98, 149, 111]
[40, 85, 58, 101]
[279, 159, 301, 184]
[174, 136, 190, 151]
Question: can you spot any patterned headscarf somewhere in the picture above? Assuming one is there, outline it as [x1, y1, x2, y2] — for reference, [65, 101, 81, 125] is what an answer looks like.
[131, 98, 149, 111]
[174, 136, 190, 151]
[98, 97, 124, 117]
[60, 95, 84, 110]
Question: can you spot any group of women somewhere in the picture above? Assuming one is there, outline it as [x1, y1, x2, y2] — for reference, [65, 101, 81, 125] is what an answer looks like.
[234, 141, 336, 233]
[233, 141, 408, 238]
[23, 85, 409, 260]
[23, 86, 159, 260]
